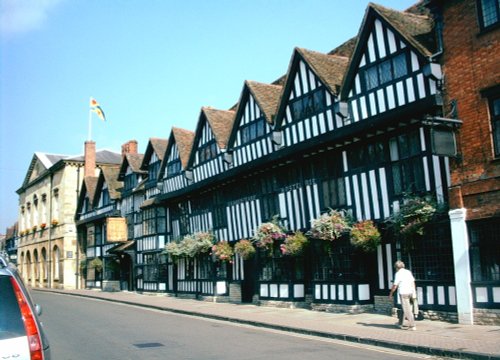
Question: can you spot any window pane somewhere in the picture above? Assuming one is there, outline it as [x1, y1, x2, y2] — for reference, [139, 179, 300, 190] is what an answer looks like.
[379, 60, 392, 84]
[493, 98, 500, 116]
[365, 66, 379, 90]
[291, 99, 302, 120]
[313, 90, 325, 113]
[393, 53, 408, 79]
[481, 0, 499, 27]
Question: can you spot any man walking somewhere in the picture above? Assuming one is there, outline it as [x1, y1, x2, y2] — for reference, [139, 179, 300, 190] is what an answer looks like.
[389, 260, 416, 330]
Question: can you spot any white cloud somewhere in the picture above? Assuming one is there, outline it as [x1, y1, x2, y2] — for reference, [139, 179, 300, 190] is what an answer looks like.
[0, 0, 64, 36]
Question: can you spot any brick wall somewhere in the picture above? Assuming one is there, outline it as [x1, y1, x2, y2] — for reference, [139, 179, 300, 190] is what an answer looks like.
[441, 0, 500, 220]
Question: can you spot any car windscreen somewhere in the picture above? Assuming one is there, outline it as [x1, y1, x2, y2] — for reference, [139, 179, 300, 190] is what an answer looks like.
[0, 275, 26, 339]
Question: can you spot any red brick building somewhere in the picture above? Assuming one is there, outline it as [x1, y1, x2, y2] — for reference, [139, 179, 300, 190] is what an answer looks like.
[431, 0, 500, 324]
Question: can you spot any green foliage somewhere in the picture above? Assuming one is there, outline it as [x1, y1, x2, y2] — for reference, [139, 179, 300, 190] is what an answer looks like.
[234, 239, 256, 260]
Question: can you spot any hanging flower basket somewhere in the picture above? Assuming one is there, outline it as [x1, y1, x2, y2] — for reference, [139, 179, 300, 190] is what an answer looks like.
[89, 258, 103, 272]
[234, 239, 256, 260]
[280, 231, 308, 256]
[51, 219, 59, 226]
[308, 209, 350, 241]
[350, 220, 381, 252]
[163, 232, 215, 259]
[211, 241, 234, 263]
[252, 220, 286, 254]
[32, 225, 38, 232]
[40, 223, 47, 230]
[390, 196, 437, 240]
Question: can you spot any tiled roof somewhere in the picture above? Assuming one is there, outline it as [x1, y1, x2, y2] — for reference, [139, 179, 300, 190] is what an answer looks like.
[6, 223, 18, 237]
[297, 48, 349, 95]
[202, 107, 235, 150]
[101, 165, 122, 200]
[125, 153, 145, 173]
[369, 2, 435, 57]
[246, 81, 282, 124]
[172, 127, 195, 169]
[68, 149, 122, 165]
[84, 176, 99, 206]
[149, 138, 168, 161]
[328, 37, 357, 58]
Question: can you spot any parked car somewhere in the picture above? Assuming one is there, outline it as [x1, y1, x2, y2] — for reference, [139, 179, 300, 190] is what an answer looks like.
[0, 252, 50, 360]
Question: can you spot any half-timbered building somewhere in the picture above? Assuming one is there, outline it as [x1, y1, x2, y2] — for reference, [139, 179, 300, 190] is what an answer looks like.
[135, 138, 168, 292]
[75, 165, 126, 291]
[116, 142, 147, 291]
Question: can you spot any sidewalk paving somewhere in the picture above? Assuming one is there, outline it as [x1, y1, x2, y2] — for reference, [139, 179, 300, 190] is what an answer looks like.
[34, 288, 500, 360]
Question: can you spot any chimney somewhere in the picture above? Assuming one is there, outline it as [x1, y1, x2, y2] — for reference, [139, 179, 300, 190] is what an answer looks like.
[84, 140, 96, 177]
[122, 140, 138, 157]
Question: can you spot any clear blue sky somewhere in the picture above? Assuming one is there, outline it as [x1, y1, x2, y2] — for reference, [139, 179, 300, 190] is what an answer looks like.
[0, 0, 416, 232]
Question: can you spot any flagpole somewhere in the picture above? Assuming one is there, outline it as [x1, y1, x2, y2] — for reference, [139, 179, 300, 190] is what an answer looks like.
[88, 96, 92, 141]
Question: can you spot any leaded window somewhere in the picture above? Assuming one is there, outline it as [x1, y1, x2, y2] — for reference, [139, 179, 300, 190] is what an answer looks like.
[469, 218, 500, 282]
[477, 0, 500, 30]
[148, 160, 160, 182]
[241, 117, 266, 144]
[363, 52, 408, 91]
[389, 131, 425, 195]
[489, 96, 500, 157]
[198, 140, 217, 163]
[290, 88, 326, 121]
[166, 159, 181, 176]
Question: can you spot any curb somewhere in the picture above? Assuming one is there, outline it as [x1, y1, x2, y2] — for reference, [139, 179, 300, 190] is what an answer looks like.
[35, 289, 498, 360]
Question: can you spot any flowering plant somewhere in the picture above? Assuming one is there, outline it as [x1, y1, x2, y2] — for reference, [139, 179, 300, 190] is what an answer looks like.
[164, 232, 215, 259]
[40, 223, 47, 230]
[308, 210, 350, 241]
[211, 241, 234, 263]
[51, 219, 59, 226]
[234, 239, 256, 260]
[89, 258, 103, 272]
[252, 220, 286, 254]
[350, 220, 381, 252]
[280, 231, 308, 256]
[390, 196, 437, 239]
[32, 225, 38, 232]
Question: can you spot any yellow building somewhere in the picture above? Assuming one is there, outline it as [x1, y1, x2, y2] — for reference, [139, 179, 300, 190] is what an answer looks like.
[16, 142, 121, 289]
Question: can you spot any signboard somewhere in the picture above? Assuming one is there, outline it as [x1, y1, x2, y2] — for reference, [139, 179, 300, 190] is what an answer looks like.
[106, 217, 127, 243]
[431, 127, 458, 157]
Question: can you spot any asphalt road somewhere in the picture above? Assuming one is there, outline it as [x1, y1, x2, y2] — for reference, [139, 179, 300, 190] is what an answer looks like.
[33, 291, 437, 360]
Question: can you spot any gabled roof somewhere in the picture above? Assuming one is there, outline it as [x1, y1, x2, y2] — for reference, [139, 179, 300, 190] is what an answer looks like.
[245, 81, 283, 124]
[20, 153, 66, 189]
[226, 80, 283, 149]
[140, 138, 168, 171]
[83, 176, 99, 207]
[201, 107, 235, 149]
[158, 127, 195, 180]
[340, 2, 435, 99]
[274, 47, 349, 129]
[99, 165, 122, 200]
[186, 107, 235, 169]
[118, 153, 146, 180]
[298, 48, 349, 95]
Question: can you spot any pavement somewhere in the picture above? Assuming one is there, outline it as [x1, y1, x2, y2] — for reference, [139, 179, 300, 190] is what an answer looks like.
[33, 288, 500, 360]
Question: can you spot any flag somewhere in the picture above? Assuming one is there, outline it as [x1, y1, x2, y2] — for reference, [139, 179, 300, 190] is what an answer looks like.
[90, 97, 106, 121]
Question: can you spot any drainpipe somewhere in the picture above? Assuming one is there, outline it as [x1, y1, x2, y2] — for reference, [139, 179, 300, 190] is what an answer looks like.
[47, 172, 53, 289]
[428, 3, 444, 62]
[75, 165, 81, 289]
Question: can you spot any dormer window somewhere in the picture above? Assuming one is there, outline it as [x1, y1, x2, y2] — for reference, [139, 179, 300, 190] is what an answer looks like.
[241, 117, 266, 144]
[363, 52, 408, 91]
[149, 160, 160, 181]
[290, 88, 326, 121]
[167, 159, 181, 176]
[198, 140, 217, 163]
